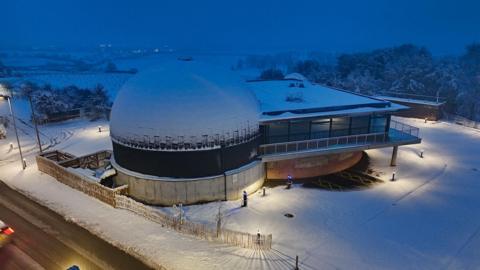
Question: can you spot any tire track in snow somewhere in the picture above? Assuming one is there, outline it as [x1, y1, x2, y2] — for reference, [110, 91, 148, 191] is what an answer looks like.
[364, 163, 448, 224]
[443, 222, 480, 270]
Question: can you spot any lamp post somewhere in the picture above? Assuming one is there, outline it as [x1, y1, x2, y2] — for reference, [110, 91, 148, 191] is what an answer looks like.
[391, 171, 396, 181]
[1, 89, 26, 170]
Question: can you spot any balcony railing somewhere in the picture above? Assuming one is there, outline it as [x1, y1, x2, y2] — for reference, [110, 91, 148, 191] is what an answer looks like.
[376, 91, 446, 104]
[259, 120, 420, 156]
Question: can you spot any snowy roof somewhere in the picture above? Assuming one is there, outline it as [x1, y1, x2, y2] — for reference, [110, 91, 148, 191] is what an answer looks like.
[247, 80, 404, 121]
[260, 102, 407, 122]
[284, 73, 306, 81]
[110, 61, 260, 142]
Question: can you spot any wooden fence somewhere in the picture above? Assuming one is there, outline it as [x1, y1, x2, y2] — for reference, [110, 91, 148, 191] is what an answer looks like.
[36, 152, 128, 207]
[115, 194, 272, 250]
[37, 150, 273, 250]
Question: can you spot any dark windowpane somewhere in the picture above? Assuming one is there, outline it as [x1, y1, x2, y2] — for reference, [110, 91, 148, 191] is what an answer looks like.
[267, 122, 289, 143]
[331, 117, 350, 136]
[370, 115, 387, 133]
[290, 121, 310, 141]
[311, 119, 330, 139]
[351, 116, 370, 135]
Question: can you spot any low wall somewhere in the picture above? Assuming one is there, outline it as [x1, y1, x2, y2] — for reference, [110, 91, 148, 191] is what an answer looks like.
[36, 152, 128, 207]
[266, 151, 363, 180]
[113, 159, 265, 205]
[115, 194, 272, 250]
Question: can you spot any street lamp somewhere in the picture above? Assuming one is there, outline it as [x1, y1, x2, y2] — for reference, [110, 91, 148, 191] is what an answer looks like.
[0, 85, 26, 170]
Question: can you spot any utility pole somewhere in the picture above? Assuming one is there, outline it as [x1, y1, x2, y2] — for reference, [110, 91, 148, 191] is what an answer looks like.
[7, 96, 26, 170]
[27, 94, 42, 153]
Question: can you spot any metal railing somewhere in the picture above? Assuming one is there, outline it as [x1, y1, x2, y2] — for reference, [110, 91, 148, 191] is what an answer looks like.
[390, 119, 420, 137]
[259, 120, 420, 156]
[376, 91, 446, 104]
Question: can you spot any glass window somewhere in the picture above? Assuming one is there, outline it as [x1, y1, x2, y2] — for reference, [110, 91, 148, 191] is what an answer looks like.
[290, 120, 310, 141]
[310, 119, 330, 139]
[350, 116, 370, 135]
[267, 122, 289, 143]
[370, 115, 387, 133]
[331, 117, 350, 136]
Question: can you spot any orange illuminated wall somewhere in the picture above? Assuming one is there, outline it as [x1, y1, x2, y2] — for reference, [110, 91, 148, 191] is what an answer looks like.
[266, 151, 362, 180]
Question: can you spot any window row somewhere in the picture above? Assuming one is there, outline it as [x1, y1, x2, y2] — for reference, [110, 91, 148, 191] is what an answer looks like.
[263, 115, 389, 143]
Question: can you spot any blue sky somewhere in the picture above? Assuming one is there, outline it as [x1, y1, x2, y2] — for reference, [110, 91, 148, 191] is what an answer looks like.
[3, 0, 480, 54]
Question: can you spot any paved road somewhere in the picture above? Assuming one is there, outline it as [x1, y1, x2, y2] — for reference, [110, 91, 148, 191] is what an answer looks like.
[0, 181, 153, 270]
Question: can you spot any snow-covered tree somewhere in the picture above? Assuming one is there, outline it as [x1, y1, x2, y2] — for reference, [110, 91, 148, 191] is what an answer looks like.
[457, 44, 480, 120]
[85, 84, 109, 120]
[33, 87, 69, 118]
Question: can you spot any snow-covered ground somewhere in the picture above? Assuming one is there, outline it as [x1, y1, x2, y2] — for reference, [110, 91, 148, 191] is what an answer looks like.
[1, 112, 479, 269]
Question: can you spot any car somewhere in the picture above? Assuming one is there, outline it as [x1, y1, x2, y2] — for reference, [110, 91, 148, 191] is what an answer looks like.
[0, 220, 14, 247]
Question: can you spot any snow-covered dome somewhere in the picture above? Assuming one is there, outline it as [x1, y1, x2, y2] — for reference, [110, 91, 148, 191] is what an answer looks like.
[284, 73, 307, 81]
[110, 61, 260, 148]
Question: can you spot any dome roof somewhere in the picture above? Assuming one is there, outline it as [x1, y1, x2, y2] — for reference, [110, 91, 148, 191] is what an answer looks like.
[110, 61, 260, 148]
[284, 73, 307, 81]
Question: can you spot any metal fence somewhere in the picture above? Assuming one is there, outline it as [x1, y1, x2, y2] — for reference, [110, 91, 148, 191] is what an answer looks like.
[442, 111, 480, 130]
[259, 120, 420, 156]
[115, 194, 272, 250]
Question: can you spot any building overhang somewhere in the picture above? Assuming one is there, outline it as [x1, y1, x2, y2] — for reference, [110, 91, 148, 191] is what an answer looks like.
[260, 137, 421, 162]
[259, 119, 421, 162]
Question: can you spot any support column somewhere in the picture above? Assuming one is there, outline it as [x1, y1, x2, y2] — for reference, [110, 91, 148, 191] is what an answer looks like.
[390, 146, 398, 166]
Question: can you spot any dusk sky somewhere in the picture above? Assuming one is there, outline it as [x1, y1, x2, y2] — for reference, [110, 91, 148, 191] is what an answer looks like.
[4, 0, 480, 54]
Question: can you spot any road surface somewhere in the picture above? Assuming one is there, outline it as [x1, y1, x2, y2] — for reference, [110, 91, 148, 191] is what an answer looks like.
[0, 181, 153, 270]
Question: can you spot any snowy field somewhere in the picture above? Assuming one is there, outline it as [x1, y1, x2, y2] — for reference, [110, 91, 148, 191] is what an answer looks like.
[0, 109, 479, 269]
[0, 52, 259, 101]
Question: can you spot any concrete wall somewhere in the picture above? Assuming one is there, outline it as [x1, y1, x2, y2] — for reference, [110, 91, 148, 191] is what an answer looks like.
[113, 160, 265, 205]
[266, 151, 362, 180]
[225, 161, 265, 200]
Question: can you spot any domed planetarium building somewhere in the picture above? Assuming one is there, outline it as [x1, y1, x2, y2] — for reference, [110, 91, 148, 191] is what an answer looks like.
[110, 60, 422, 206]
[109, 62, 265, 205]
